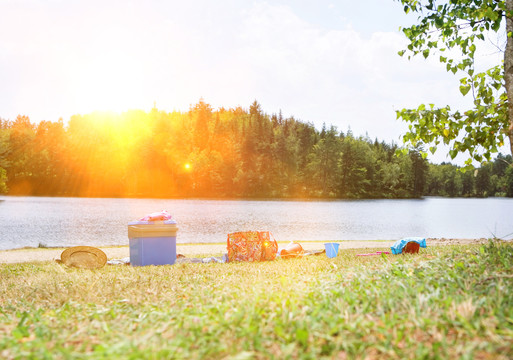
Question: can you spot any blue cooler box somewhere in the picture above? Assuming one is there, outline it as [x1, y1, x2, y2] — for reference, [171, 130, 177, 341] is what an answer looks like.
[128, 220, 178, 266]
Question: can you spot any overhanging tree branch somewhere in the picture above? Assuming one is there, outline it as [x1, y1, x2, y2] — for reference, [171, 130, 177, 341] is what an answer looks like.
[396, 0, 513, 168]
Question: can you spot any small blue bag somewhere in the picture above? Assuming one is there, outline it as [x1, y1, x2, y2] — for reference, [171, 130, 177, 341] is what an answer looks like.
[391, 237, 427, 255]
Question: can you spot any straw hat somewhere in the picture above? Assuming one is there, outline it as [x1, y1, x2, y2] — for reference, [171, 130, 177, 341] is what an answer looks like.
[60, 246, 107, 269]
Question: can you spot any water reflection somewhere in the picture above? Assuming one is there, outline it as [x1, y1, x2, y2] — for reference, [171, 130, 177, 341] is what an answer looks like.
[0, 196, 512, 250]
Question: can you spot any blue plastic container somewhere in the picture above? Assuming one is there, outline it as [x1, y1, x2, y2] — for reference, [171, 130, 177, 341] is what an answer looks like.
[128, 220, 178, 266]
[324, 242, 340, 258]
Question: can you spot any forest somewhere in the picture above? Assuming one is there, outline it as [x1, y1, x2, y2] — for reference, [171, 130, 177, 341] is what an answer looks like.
[0, 100, 512, 199]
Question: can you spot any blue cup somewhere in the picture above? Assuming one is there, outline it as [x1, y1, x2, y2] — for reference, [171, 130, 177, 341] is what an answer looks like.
[324, 243, 340, 258]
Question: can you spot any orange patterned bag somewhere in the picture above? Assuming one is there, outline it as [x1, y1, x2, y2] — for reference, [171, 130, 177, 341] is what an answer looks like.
[227, 231, 278, 262]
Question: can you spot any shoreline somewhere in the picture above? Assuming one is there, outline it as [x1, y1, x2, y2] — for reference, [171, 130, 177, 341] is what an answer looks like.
[0, 238, 490, 264]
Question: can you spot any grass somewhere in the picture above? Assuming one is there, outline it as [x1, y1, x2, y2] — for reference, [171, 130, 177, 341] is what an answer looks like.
[1, 241, 513, 359]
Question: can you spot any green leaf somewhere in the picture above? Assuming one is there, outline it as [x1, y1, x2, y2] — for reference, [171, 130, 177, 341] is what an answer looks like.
[485, 7, 498, 21]
[459, 85, 471, 96]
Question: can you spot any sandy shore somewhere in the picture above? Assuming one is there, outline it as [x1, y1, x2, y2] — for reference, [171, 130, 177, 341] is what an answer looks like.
[0, 238, 490, 264]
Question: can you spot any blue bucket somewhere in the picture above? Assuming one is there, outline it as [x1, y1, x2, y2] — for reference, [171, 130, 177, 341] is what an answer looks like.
[324, 243, 340, 258]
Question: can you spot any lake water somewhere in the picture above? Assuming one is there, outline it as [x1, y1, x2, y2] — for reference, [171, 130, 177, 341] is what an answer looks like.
[0, 196, 512, 250]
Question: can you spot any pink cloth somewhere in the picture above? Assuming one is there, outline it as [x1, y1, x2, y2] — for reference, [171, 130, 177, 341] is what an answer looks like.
[139, 210, 172, 221]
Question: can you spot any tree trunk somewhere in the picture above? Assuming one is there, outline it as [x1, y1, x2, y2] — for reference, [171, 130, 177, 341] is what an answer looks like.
[505, 0, 513, 160]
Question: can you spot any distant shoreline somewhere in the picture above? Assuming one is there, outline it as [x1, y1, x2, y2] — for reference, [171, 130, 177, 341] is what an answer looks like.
[0, 238, 491, 264]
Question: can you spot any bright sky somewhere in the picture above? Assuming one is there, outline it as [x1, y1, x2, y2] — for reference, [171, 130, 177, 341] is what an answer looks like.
[0, 0, 505, 163]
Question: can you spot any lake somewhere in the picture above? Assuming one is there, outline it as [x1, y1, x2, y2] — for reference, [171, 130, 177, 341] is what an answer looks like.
[0, 196, 512, 250]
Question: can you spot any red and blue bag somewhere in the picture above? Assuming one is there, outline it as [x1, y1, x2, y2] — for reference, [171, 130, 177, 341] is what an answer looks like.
[227, 231, 278, 262]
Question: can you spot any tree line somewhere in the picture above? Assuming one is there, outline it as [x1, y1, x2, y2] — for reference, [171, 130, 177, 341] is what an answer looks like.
[0, 100, 512, 199]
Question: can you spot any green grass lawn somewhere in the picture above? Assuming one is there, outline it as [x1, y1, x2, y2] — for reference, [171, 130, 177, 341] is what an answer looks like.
[1, 241, 513, 359]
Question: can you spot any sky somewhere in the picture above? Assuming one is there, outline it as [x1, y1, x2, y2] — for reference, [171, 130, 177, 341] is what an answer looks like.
[0, 0, 506, 164]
